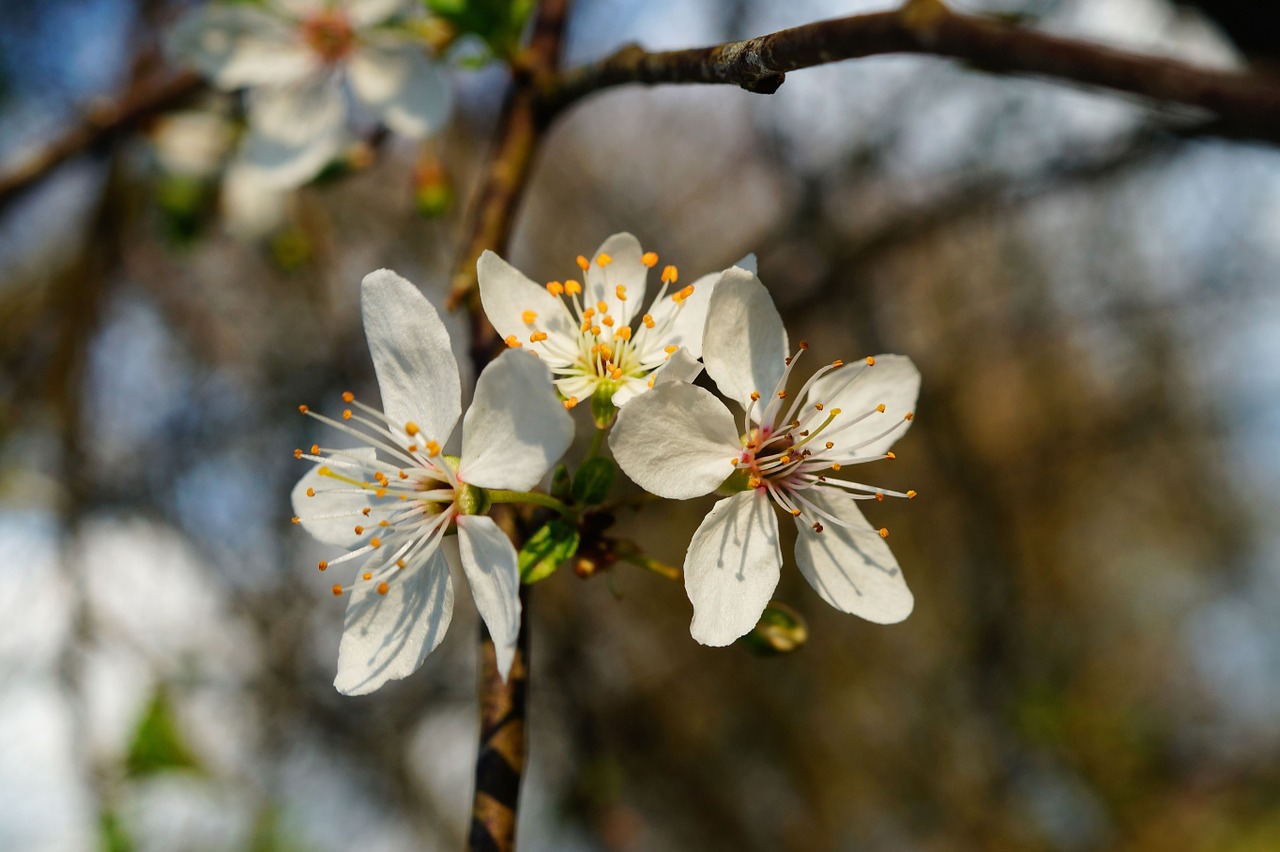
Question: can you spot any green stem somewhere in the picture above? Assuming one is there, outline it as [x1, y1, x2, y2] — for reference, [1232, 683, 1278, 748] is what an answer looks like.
[584, 426, 607, 461]
[488, 489, 575, 518]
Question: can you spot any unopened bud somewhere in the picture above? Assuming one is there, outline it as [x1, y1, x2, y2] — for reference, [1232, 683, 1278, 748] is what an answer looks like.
[741, 601, 808, 656]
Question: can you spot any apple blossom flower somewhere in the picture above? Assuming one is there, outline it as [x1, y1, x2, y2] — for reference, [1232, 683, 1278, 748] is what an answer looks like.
[610, 267, 920, 646]
[477, 233, 753, 423]
[291, 269, 572, 694]
[172, 0, 451, 188]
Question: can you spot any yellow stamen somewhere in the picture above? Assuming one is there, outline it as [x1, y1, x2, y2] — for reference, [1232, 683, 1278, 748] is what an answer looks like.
[661, 265, 678, 284]
[377, 582, 389, 595]
[866, 356, 876, 366]
[297, 404, 309, 414]
[641, 251, 658, 267]
[318, 561, 328, 571]
[616, 326, 632, 340]
[907, 490, 918, 500]
[596, 253, 613, 267]
[615, 285, 627, 300]
[563, 396, 579, 409]
[565, 280, 582, 296]
[306, 487, 315, 497]
[332, 584, 343, 596]
[878, 528, 889, 538]
[876, 404, 886, 413]
[642, 314, 655, 328]
[576, 255, 590, 271]
[425, 440, 441, 457]
[504, 335, 522, 348]
[886, 452, 896, 460]
[342, 391, 354, 402]
[546, 281, 564, 296]
[530, 331, 549, 342]
[342, 409, 352, 420]
[521, 310, 537, 324]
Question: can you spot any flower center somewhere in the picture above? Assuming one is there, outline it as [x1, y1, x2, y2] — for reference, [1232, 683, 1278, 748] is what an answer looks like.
[301, 11, 355, 63]
[504, 249, 696, 409]
[729, 346, 917, 534]
[292, 392, 460, 598]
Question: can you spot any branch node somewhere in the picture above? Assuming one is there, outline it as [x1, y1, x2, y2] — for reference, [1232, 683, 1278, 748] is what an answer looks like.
[900, 0, 951, 46]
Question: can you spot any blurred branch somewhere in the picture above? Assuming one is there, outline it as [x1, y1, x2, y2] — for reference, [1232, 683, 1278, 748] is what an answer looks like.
[545, 0, 1280, 145]
[445, 0, 570, 319]
[0, 70, 201, 205]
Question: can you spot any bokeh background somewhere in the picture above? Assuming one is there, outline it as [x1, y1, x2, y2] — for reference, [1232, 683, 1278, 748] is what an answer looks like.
[3, 0, 1280, 849]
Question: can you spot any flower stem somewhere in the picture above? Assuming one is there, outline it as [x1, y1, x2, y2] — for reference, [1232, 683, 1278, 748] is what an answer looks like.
[469, 585, 530, 850]
[487, 489, 574, 518]
[584, 426, 607, 461]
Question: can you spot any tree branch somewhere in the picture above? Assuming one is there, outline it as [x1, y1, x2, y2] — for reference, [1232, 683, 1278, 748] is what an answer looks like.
[0, 71, 201, 205]
[544, 0, 1280, 145]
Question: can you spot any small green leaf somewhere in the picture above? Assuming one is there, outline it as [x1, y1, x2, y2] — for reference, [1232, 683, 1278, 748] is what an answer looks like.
[572, 457, 616, 506]
[518, 519, 579, 583]
[549, 464, 571, 501]
[426, 0, 533, 59]
[125, 687, 199, 778]
[740, 601, 808, 656]
[99, 809, 133, 852]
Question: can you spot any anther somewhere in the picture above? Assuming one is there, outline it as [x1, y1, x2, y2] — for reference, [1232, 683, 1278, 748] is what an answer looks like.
[878, 528, 889, 538]
[748, 476, 762, 488]
[291, 516, 300, 524]
[875, 493, 885, 502]
[353, 525, 364, 535]
[398, 471, 408, 479]
[318, 561, 328, 571]
[597, 253, 613, 267]
[407, 445, 417, 453]
[825, 441, 834, 449]
[362, 572, 372, 581]
[664, 345, 678, 355]
[780, 455, 791, 464]
[615, 285, 627, 300]
[907, 490, 918, 500]
[297, 404, 309, 414]
[616, 326, 632, 340]
[564, 396, 579, 409]
[777, 390, 787, 399]
[362, 507, 372, 516]
[521, 310, 537, 324]
[750, 391, 761, 401]
[370, 537, 382, 548]
[799, 340, 810, 350]
[643, 314, 655, 328]
[790, 508, 802, 517]
[576, 255, 590, 271]
[546, 281, 564, 296]
[342, 409, 352, 420]
[832, 463, 842, 471]
[377, 582, 389, 595]
[310, 444, 320, 454]
[530, 331, 549, 342]
[405, 422, 420, 436]
[815, 403, 823, 411]
[866, 356, 876, 366]
[596, 300, 608, 313]
[876, 404, 886, 413]
[661, 265, 678, 284]
[332, 585, 343, 596]
[601, 316, 614, 327]
[591, 325, 602, 336]
[396, 559, 406, 568]
[886, 452, 896, 460]
[641, 251, 658, 267]
[504, 335, 522, 348]
[378, 520, 389, 527]
[375, 488, 386, 498]
[904, 411, 915, 421]
[812, 522, 823, 533]
[306, 487, 315, 497]
[832, 359, 844, 368]
[293, 448, 303, 459]
[425, 440, 441, 457]
[565, 281, 582, 296]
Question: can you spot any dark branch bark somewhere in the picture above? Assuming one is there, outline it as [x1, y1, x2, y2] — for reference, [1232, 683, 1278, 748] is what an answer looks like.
[0, 71, 201, 205]
[545, 0, 1280, 144]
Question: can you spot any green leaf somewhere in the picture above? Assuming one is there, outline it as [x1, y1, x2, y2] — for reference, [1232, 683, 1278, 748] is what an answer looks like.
[99, 809, 133, 852]
[549, 463, 571, 501]
[425, 0, 533, 59]
[571, 457, 616, 506]
[518, 519, 579, 583]
[125, 688, 199, 778]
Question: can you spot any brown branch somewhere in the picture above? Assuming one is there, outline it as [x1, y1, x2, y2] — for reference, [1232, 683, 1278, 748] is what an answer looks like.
[544, 0, 1280, 145]
[459, 3, 571, 850]
[0, 70, 202, 204]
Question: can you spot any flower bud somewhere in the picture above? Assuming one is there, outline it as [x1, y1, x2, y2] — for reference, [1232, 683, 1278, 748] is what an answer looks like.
[740, 602, 808, 656]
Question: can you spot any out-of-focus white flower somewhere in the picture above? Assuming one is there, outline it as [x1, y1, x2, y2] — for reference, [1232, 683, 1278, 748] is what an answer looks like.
[478, 233, 752, 423]
[291, 269, 572, 694]
[172, 0, 451, 187]
[610, 268, 920, 646]
[150, 109, 235, 178]
[220, 162, 291, 239]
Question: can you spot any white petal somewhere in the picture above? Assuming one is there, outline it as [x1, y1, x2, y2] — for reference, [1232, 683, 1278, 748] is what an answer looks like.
[609, 347, 701, 407]
[361, 269, 462, 445]
[701, 267, 789, 417]
[649, 256, 754, 360]
[290, 448, 376, 546]
[685, 490, 782, 646]
[334, 546, 455, 695]
[266, 0, 322, 19]
[341, 0, 409, 27]
[458, 350, 573, 491]
[477, 250, 577, 353]
[242, 75, 347, 188]
[348, 41, 451, 138]
[456, 516, 521, 680]
[609, 382, 739, 499]
[221, 162, 290, 239]
[585, 233, 647, 326]
[792, 488, 913, 623]
[806, 354, 920, 457]
[169, 5, 318, 88]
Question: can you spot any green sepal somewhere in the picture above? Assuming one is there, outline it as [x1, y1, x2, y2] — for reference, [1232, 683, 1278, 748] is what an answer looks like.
[549, 464, 571, 501]
[571, 456, 616, 506]
[518, 519, 579, 583]
[425, 0, 533, 59]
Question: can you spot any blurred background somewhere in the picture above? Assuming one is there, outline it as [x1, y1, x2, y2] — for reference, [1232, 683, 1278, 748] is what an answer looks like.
[3, 0, 1280, 849]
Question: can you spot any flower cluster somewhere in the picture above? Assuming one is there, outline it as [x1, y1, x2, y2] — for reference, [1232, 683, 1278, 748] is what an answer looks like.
[172, 0, 450, 189]
[292, 235, 919, 693]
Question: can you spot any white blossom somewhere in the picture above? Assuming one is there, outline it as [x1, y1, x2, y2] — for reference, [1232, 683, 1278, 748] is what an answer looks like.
[477, 233, 753, 420]
[172, 0, 450, 187]
[610, 268, 920, 645]
[291, 269, 572, 694]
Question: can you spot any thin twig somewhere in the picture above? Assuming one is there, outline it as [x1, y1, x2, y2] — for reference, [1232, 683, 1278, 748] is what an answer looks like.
[0, 71, 201, 204]
[545, 0, 1280, 144]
